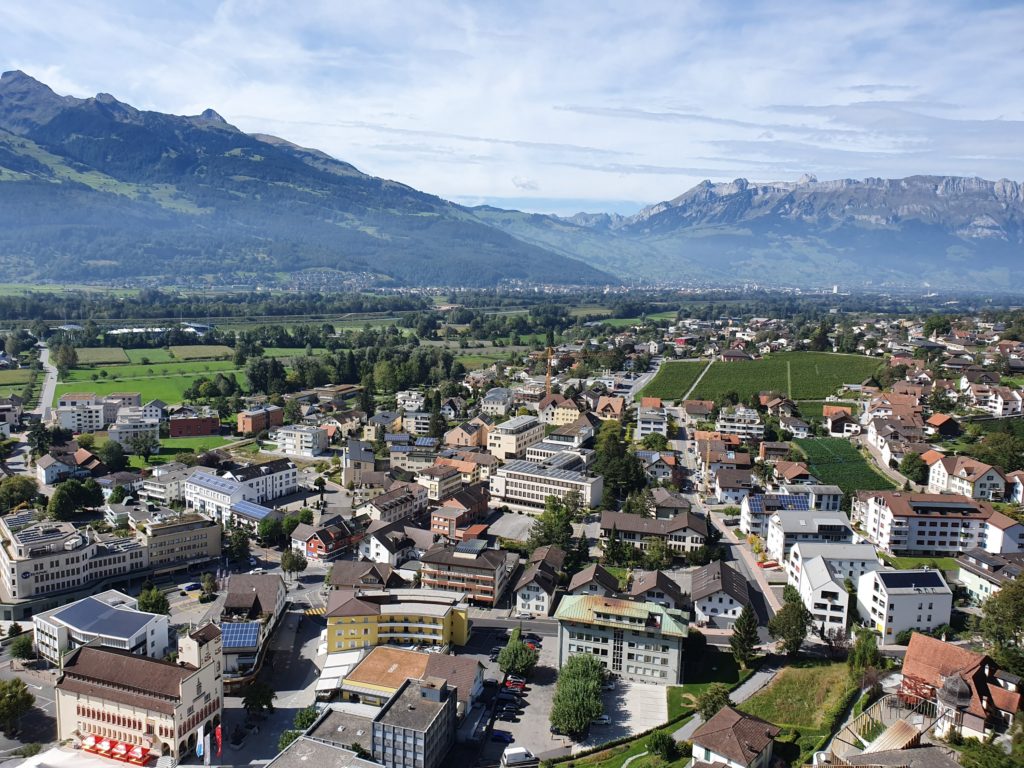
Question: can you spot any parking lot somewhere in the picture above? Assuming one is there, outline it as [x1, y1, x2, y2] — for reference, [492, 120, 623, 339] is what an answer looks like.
[582, 680, 668, 749]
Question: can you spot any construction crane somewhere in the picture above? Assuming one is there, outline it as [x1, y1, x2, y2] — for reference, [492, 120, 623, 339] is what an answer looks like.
[545, 346, 554, 396]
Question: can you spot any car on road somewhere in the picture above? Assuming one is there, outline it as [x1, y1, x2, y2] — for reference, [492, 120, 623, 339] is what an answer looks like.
[515, 612, 532, 619]
[490, 730, 515, 743]
[522, 633, 542, 643]
[591, 715, 611, 726]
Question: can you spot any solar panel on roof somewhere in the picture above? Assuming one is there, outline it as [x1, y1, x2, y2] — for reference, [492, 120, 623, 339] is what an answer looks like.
[221, 621, 261, 649]
[454, 539, 488, 554]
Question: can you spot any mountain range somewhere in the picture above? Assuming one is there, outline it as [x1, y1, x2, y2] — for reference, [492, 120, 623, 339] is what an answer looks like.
[0, 71, 1022, 291]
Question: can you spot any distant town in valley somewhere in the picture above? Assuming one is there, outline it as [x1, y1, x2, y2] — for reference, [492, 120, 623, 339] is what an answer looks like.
[0, 286, 1019, 768]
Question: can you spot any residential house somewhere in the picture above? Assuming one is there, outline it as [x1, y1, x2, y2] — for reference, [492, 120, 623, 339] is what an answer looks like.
[636, 405, 668, 439]
[594, 395, 625, 421]
[429, 486, 489, 540]
[486, 415, 545, 460]
[443, 416, 492, 449]
[955, 548, 1024, 604]
[357, 483, 429, 524]
[479, 388, 514, 417]
[628, 570, 686, 610]
[537, 394, 581, 426]
[327, 562, 405, 591]
[514, 548, 562, 618]
[787, 542, 880, 634]
[358, 519, 435, 566]
[689, 706, 779, 768]
[290, 518, 354, 563]
[566, 563, 620, 597]
[237, 404, 283, 435]
[925, 413, 961, 438]
[651, 487, 691, 519]
[856, 569, 953, 645]
[420, 540, 511, 606]
[740, 493, 811, 538]
[779, 483, 844, 511]
[765, 510, 854, 564]
[416, 465, 463, 502]
[276, 425, 330, 457]
[600, 510, 709, 557]
[681, 400, 715, 427]
[927, 456, 1005, 500]
[691, 560, 751, 628]
[221, 573, 287, 675]
[714, 469, 753, 505]
[779, 415, 811, 439]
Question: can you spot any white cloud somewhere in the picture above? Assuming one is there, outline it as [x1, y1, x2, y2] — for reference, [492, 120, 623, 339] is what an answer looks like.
[1, 0, 1021, 213]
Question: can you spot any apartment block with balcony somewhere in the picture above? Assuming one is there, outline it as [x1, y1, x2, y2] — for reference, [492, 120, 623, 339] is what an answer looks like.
[764, 509, 854, 564]
[856, 569, 953, 644]
[107, 408, 161, 454]
[554, 594, 688, 684]
[419, 540, 510, 606]
[714, 406, 765, 441]
[927, 456, 1006, 500]
[416, 465, 462, 502]
[486, 415, 544, 460]
[275, 424, 329, 458]
[325, 588, 469, 651]
[237, 404, 284, 435]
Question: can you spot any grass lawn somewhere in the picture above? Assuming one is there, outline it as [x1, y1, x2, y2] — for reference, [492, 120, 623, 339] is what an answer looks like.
[880, 554, 961, 571]
[797, 400, 859, 419]
[54, 371, 247, 407]
[794, 438, 895, 496]
[455, 353, 509, 370]
[667, 651, 750, 719]
[639, 361, 708, 400]
[61, 360, 242, 383]
[75, 347, 130, 365]
[0, 369, 31, 386]
[127, 436, 236, 469]
[124, 348, 177, 364]
[602, 566, 630, 590]
[168, 344, 233, 360]
[565, 717, 693, 768]
[263, 347, 330, 359]
[691, 352, 880, 402]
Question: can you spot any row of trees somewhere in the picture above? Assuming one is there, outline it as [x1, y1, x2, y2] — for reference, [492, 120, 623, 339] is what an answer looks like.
[549, 653, 605, 737]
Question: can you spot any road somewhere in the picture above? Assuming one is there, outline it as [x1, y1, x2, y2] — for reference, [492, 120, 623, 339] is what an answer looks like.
[625, 357, 663, 404]
[856, 436, 918, 490]
[34, 344, 58, 420]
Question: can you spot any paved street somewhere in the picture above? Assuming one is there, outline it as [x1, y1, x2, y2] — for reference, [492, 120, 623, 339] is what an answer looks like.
[34, 344, 58, 421]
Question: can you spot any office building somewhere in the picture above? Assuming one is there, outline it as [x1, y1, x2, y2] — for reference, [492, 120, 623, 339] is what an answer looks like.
[489, 451, 602, 513]
[485, 415, 544, 460]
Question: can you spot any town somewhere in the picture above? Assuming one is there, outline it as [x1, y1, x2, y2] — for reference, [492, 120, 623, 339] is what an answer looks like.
[0, 292, 1020, 768]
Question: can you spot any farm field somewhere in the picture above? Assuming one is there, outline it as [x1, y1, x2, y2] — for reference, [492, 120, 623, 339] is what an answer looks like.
[61, 360, 242, 383]
[638, 360, 708, 400]
[740, 661, 854, 767]
[454, 353, 508, 370]
[124, 348, 176, 364]
[75, 347, 130, 365]
[0, 368, 32, 398]
[168, 345, 233, 360]
[794, 438, 896, 496]
[691, 352, 879, 401]
[263, 347, 330, 359]
[54, 371, 247, 406]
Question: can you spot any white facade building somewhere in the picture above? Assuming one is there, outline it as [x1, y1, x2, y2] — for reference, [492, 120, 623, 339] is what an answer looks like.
[276, 425, 329, 458]
[856, 569, 953, 644]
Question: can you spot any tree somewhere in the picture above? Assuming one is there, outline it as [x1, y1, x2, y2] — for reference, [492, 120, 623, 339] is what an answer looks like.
[227, 528, 251, 562]
[9, 635, 34, 661]
[283, 398, 302, 424]
[313, 476, 326, 503]
[695, 683, 734, 721]
[0, 679, 35, 734]
[293, 705, 318, 730]
[564, 533, 591, 574]
[126, 432, 159, 460]
[730, 605, 759, 669]
[138, 586, 170, 615]
[281, 549, 308, 580]
[108, 485, 128, 504]
[498, 639, 539, 678]
[527, 495, 573, 553]
[281, 514, 301, 539]
[241, 681, 276, 714]
[641, 432, 669, 451]
[549, 653, 604, 737]
[26, 422, 51, 456]
[847, 628, 881, 682]
[899, 453, 928, 484]
[0, 476, 37, 511]
[97, 440, 128, 472]
[959, 739, 1018, 768]
[81, 478, 104, 508]
[76, 432, 95, 450]
[47, 483, 79, 521]
[201, 572, 217, 596]
[298, 507, 314, 525]
[647, 731, 677, 761]
[277, 730, 300, 752]
[257, 517, 284, 546]
[980, 575, 1024, 676]
[52, 344, 78, 378]
[769, 600, 812, 656]
[782, 584, 801, 605]
[642, 535, 672, 570]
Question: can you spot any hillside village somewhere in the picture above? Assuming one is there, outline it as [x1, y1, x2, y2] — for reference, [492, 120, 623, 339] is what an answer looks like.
[0, 302, 1021, 768]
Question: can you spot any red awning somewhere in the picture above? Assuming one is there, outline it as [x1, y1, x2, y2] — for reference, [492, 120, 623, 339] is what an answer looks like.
[97, 738, 112, 752]
[127, 745, 150, 765]
[112, 742, 128, 757]
[82, 734, 98, 750]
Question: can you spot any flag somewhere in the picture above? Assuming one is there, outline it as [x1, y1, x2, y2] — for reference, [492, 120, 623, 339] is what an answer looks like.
[195, 729, 204, 759]
[204, 733, 211, 767]
[215, 724, 222, 758]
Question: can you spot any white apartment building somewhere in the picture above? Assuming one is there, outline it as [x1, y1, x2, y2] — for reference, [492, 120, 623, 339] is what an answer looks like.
[395, 390, 426, 412]
[416, 465, 462, 502]
[107, 409, 161, 453]
[856, 569, 953, 644]
[853, 491, 1024, 556]
[222, 458, 299, 504]
[401, 411, 432, 436]
[691, 560, 751, 628]
[275, 424, 329, 458]
[486, 415, 544, 460]
[489, 452, 603, 513]
[54, 392, 141, 432]
[779, 483, 844, 511]
[141, 463, 199, 505]
[714, 406, 765, 440]
[786, 541, 880, 589]
[357, 483, 429, 524]
[33, 589, 170, 666]
[636, 406, 668, 438]
[555, 594, 688, 684]
[740, 493, 811, 538]
[765, 510, 854, 564]
[956, 548, 1024, 604]
[183, 471, 245, 524]
[927, 456, 1005, 500]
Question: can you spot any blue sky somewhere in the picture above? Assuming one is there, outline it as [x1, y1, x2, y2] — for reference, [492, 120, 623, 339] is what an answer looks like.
[2, 1, 1022, 215]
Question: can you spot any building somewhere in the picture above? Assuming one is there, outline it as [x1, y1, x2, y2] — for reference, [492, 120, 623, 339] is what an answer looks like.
[429, 486, 488, 540]
[396, 390, 426, 412]
[927, 456, 1005, 500]
[54, 623, 223, 761]
[419, 540, 510, 606]
[33, 590, 170, 666]
[290, 518, 354, 563]
[853, 491, 1023, 555]
[691, 560, 751, 628]
[237, 404, 283, 435]
[372, 677, 456, 768]
[764, 509, 854, 564]
[276, 425, 330, 458]
[168, 407, 220, 438]
[136, 512, 221, 569]
[740, 493, 811, 538]
[513, 546, 564, 617]
[714, 469, 753, 505]
[221, 573, 286, 675]
[479, 388, 513, 418]
[485, 415, 544, 460]
[416, 465, 462, 502]
[651, 487, 692, 519]
[554, 594, 688, 684]
[956, 548, 1024, 605]
[714, 406, 764, 441]
[567, 563, 620, 597]
[223, 458, 299, 504]
[357, 483, 429, 524]
[690, 706, 779, 768]
[358, 520, 435, 567]
[599, 510, 709, 557]
[635, 405, 668, 439]
[899, 633, 1023, 739]
[325, 589, 469, 651]
[107, 410, 161, 454]
[443, 417, 491, 449]
[856, 569, 953, 644]
[184, 460, 299, 524]
[788, 546, 878, 636]
[489, 452, 603, 513]
[628, 570, 687, 610]
[141, 463, 198, 505]
[54, 392, 141, 433]
[786, 541, 879, 589]
[779, 483, 844, 512]
[401, 412, 432, 436]
[537, 394, 580, 426]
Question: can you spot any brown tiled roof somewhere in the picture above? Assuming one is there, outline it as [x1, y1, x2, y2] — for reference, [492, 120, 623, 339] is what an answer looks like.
[189, 623, 222, 644]
[935, 455, 1004, 483]
[425, 654, 483, 709]
[901, 633, 991, 719]
[691, 705, 779, 765]
[58, 646, 192, 715]
[514, 563, 558, 595]
[691, 560, 750, 605]
[867, 491, 995, 520]
[600, 510, 708, 539]
[329, 561, 402, 590]
[530, 544, 566, 571]
[325, 591, 380, 617]
[629, 570, 685, 605]
[224, 573, 284, 619]
[567, 563, 620, 594]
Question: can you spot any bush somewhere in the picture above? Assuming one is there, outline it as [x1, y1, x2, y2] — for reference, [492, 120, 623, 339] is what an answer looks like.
[646, 731, 676, 760]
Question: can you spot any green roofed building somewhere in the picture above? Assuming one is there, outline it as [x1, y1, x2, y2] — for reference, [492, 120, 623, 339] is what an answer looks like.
[554, 594, 689, 685]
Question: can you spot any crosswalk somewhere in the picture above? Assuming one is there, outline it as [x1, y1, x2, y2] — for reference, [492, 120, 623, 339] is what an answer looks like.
[304, 606, 326, 616]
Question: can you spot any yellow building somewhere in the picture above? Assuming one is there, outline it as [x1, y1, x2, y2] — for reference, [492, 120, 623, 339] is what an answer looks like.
[325, 588, 469, 652]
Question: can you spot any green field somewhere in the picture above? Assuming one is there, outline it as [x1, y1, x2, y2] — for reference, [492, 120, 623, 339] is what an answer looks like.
[639, 361, 709, 400]
[168, 344, 233, 360]
[76, 347, 130, 365]
[667, 650, 748, 719]
[55, 371, 247, 407]
[128, 436, 236, 469]
[797, 400, 859, 419]
[263, 347, 330, 359]
[794, 438, 896, 496]
[691, 352, 880, 402]
[61, 360, 242, 383]
[454, 353, 509, 370]
[124, 348, 177, 364]
[0, 368, 32, 398]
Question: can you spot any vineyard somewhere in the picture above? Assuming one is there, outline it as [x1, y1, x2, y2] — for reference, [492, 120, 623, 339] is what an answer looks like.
[639, 360, 708, 400]
[690, 352, 880, 402]
[794, 438, 895, 496]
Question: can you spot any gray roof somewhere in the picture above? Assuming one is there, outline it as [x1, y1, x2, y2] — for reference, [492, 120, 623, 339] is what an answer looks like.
[844, 746, 963, 768]
[267, 738, 381, 768]
[50, 596, 157, 639]
[790, 542, 877, 562]
[691, 560, 751, 605]
[600, 510, 709, 539]
[376, 678, 451, 732]
[769, 510, 852, 534]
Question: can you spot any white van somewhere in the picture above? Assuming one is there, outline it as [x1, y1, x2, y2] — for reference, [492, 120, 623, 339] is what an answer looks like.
[501, 746, 535, 766]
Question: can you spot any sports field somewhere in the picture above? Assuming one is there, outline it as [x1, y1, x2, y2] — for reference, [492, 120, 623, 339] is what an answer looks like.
[794, 438, 896, 496]
[690, 352, 879, 401]
[638, 361, 708, 400]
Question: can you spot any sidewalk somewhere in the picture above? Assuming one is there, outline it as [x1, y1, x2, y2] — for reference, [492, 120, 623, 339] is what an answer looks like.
[719, 523, 783, 614]
[673, 657, 783, 741]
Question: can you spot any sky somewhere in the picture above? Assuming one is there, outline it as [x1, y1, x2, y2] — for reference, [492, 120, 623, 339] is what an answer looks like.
[2, 0, 1023, 216]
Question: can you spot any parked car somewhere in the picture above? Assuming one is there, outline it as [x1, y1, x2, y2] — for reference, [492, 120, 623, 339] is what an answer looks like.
[523, 633, 542, 643]
[490, 730, 514, 743]
[505, 682, 525, 692]
[507, 675, 527, 684]
[496, 711, 518, 722]
[592, 715, 611, 726]
[515, 612, 532, 619]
